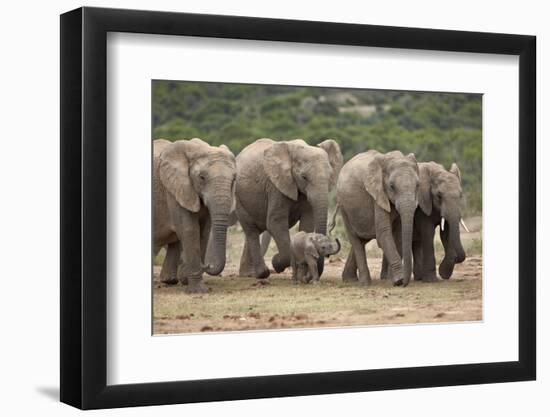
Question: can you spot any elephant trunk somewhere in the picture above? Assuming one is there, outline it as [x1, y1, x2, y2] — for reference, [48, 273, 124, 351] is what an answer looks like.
[310, 190, 329, 276]
[312, 200, 328, 236]
[202, 212, 229, 276]
[450, 220, 466, 264]
[331, 238, 341, 255]
[397, 198, 416, 287]
[439, 215, 466, 279]
[203, 183, 232, 276]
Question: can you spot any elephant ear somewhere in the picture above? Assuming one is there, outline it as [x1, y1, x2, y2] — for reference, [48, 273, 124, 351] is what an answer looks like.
[218, 144, 234, 155]
[450, 163, 462, 183]
[305, 235, 320, 260]
[317, 139, 344, 188]
[159, 140, 202, 212]
[418, 164, 433, 216]
[264, 142, 298, 201]
[364, 156, 391, 212]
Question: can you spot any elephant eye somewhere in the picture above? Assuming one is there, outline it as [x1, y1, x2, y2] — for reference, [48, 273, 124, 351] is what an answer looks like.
[199, 173, 206, 181]
[301, 174, 307, 181]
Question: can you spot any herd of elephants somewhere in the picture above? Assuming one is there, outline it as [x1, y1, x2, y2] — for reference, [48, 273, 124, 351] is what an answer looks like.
[153, 137, 469, 293]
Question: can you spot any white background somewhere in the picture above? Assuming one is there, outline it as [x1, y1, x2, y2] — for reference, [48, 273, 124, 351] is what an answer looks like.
[107, 33, 518, 385]
[0, 0, 546, 416]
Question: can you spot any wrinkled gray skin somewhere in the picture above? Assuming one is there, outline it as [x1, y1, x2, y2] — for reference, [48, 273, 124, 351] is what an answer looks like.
[153, 139, 236, 293]
[290, 232, 341, 284]
[380, 162, 466, 281]
[337, 150, 419, 286]
[236, 138, 343, 279]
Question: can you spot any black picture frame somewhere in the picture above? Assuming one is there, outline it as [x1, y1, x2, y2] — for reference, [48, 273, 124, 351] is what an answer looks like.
[60, 6, 536, 410]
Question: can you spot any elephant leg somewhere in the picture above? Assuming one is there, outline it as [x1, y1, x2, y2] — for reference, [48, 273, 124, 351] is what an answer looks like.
[380, 255, 389, 280]
[340, 211, 360, 281]
[412, 240, 424, 281]
[267, 211, 292, 273]
[269, 229, 292, 273]
[351, 237, 371, 285]
[260, 231, 272, 256]
[342, 249, 358, 281]
[159, 242, 180, 285]
[374, 205, 403, 286]
[306, 256, 320, 283]
[172, 210, 207, 293]
[200, 216, 211, 264]
[238, 240, 255, 277]
[342, 208, 371, 284]
[291, 256, 298, 284]
[420, 226, 437, 282]
[241, 228, 270, 279]
[302, 264, 313, 283]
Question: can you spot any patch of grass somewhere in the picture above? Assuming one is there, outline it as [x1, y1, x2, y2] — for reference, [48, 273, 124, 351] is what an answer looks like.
[153, 217, 482, 335]
[153, 255, 482, 334]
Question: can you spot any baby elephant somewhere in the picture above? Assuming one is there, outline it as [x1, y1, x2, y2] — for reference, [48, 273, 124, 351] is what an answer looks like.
[290, 232, 341, 284]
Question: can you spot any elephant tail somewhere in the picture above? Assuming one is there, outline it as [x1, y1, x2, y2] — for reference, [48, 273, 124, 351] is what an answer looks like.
[328, 205, 340, 235]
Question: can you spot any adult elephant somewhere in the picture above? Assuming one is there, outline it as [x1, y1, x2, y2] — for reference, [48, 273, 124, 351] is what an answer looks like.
[236, 138, 343, 279]
[337, 150, 419, 286]
[153, 138, 236, 293]
[381, 161, 467, 281]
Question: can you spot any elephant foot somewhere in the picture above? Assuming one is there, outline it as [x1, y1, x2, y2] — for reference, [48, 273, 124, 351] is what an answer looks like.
[422, 271, 438, 283]
[177, 264, 190, 285]
[342, 268, 358, 282]
[342, 274, 358, 282]
[239, 266, 255, 277]
[272, 253, 290, 273]
[392, 278, 403, 287]
[389, 266, 407, 286]
[391, 272, 404, 286]
[185, 281, 209, 294]
[255, 266, 270, 279]
[358, 275, 372, 286]
[438, 259, 455, 279]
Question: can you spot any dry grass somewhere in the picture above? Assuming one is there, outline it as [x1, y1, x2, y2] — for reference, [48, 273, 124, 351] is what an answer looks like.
[153, 218, 482, 334]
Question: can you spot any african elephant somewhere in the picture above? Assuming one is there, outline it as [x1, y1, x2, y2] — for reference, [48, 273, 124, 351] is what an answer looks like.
[337, 150, 419, 286]
[381, 161, 467, 282]
[236, 138, 343, 279]
[290, 232, 341, 284]
[153, 138, 236, 293]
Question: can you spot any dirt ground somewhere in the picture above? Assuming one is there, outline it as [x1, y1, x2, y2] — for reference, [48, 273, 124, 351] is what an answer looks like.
[153, 217, 483, 335]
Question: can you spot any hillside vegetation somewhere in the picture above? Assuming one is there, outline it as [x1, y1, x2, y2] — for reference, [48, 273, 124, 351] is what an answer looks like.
[152, 81, 482, 214]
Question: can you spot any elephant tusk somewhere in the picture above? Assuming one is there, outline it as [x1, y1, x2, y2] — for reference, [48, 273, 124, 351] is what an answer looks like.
[441, 217, 445, 231]
[460, 218, 470, 233]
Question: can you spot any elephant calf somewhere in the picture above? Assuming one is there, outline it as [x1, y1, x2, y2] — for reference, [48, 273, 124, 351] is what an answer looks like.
[290, 232, 341, 284]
